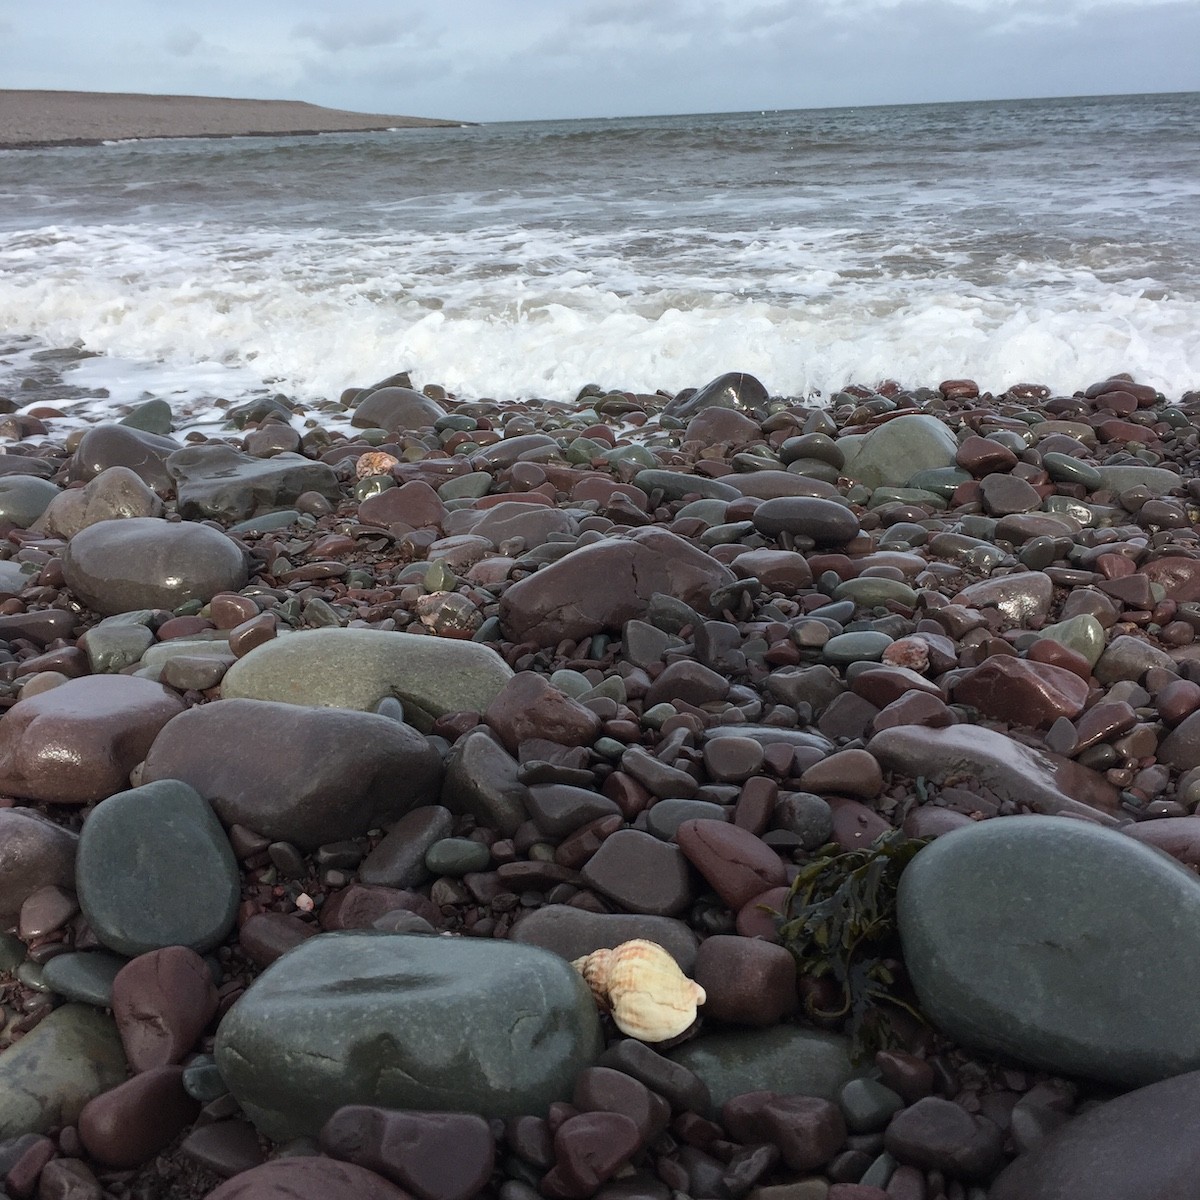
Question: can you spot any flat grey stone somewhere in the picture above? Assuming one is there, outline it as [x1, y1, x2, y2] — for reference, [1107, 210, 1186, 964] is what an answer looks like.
[221, 628, 514, 729]
[667, 1026, 858, 1114]
[214, 932, 603, 1141]
[42, 951, 127, 1007]
[899, 816, 1200, 1087]
[440, 728, 530, 837]
[0, 1004, 126, 1138]
[76, 779, 240, 957]
[510, 905, 700, 972]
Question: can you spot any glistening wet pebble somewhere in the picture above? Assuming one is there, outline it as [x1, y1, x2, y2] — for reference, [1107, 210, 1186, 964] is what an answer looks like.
[2, 368, 1200, 1199]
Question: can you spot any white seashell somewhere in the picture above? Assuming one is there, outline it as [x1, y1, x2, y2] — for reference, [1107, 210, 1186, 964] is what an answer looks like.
[572, 939, 705, 1042]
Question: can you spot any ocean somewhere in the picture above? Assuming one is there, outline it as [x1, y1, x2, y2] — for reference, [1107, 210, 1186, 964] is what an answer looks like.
[1, 92, 1198, 433]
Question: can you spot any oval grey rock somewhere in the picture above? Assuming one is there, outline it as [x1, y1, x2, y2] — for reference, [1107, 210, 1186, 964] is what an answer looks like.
[898, 815, 1200, 1087]
[62, 517, 247, 616]
[751, 496, 860, 545]
[76, 780, 239, 957]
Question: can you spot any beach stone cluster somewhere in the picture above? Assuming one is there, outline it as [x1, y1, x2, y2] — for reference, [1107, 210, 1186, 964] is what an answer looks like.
[2, 367, 1200, 1198]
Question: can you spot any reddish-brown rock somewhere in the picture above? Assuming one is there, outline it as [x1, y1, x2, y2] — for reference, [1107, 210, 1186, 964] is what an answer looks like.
[0, 675, 184, 805]
[484, 672, 602, 753]
[111, 946, 219, 1072]
[77, 1065, 200, 1169]
[498, 528, 734, 647]
[953, 656, 1089, 728]
[675, 819, 787, 911]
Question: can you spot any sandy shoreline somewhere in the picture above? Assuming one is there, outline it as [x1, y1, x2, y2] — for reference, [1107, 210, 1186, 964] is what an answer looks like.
[0, 89, 466, 149]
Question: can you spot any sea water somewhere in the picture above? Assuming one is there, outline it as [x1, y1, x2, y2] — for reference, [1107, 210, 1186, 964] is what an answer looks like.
[1, 92, 1198, 431]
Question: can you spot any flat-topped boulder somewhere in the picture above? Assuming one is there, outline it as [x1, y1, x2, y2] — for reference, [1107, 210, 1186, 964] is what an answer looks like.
[142, 699, 443, 848]
[166, 443, 341, 522]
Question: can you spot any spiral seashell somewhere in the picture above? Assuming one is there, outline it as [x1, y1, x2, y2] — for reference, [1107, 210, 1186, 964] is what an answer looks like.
[570, 947, 614, 1011]
[355, 450, 400, 480]
[572, 939, 705, 1042]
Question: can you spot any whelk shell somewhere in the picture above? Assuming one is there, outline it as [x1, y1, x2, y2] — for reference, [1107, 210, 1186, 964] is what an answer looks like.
[355, 451, 400, 480]
[571, 939, 706, 1042]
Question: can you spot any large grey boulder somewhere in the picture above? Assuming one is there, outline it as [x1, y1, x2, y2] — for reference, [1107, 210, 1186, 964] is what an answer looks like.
[899, 816, 1200, 1087]
[840, 414, 958, 489]
[214, 932, 603, 1141]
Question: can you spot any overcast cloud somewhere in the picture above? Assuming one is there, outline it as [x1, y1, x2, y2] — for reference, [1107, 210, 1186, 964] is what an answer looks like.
[1, 0, 1196, 121]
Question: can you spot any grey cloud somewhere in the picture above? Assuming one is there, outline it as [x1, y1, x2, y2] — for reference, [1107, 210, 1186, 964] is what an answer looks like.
[292, 17, 409, 53]
[164, 28, 204, 56]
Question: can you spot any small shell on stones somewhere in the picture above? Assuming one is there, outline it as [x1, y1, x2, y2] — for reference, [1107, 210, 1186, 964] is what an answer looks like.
[355, 451, 400, 480]
[571, 939, 706, 1042]
[412, 591, 483, 639]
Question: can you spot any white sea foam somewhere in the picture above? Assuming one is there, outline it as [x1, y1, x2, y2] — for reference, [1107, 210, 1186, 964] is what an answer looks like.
[0, 218, 1195, 426]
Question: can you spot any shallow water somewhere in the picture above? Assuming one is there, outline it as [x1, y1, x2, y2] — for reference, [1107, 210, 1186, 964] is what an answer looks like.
[1, 92, 1198, 428]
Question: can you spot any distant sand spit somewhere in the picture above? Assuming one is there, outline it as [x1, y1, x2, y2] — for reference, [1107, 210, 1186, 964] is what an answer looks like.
[0, 89, 466, 148]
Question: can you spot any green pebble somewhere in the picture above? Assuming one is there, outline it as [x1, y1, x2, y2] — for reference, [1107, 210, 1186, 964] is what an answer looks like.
[833, 578, 919, 608]
[1042, 452, 1102, 490]
[425, 838, 491, 876]
[822, 630, 893, 665]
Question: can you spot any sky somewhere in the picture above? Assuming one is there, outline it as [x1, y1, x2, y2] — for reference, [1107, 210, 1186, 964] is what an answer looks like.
[1, 0, 1197, 123]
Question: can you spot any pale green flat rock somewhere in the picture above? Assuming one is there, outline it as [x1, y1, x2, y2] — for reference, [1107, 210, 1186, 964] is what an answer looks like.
[221, 627, 514, 727]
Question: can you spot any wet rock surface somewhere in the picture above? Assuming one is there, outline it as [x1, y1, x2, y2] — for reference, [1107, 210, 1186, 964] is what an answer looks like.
[3, 370, 1200, 1197]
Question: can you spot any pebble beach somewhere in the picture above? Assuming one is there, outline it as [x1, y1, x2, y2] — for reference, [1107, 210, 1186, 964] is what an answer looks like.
[3, 361, 1200, 1200]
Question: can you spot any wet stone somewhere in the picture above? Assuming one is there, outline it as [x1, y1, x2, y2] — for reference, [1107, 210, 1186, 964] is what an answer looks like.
[541, 1111, 641, 1199]
[62, 516, 248, 615]
[751, 496, 861, 545]
[676, 818, 787, 911]
[0, 674, 184, 806]
[33, 465, 163, 539]
[0, 809, 78, 923]
[882, 1096, 1003, 1180]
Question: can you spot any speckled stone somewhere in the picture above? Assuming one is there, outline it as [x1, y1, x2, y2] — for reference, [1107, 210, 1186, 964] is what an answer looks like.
[221, 627, 514, 729]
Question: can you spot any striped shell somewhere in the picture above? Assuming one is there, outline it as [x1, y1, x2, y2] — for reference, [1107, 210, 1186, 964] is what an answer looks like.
[571, 939, 705, 1042]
